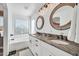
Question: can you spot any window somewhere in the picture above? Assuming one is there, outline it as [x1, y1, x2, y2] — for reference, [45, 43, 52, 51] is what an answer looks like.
[14, 18, 28, 35]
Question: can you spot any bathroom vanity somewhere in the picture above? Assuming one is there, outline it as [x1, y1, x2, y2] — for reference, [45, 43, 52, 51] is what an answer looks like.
[28, 3, 79, 56]
[28, 33, 79, 56]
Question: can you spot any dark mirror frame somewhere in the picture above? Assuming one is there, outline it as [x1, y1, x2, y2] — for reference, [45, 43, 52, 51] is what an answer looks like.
[50, 3, 75, 30]
[36, 16, 44, 30]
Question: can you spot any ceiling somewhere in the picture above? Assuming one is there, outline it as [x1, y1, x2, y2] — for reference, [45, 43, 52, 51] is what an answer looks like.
[8, 3, 43, 17]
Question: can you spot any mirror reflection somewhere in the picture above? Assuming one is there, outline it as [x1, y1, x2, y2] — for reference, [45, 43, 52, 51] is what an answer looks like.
[50, 3, 75, 30]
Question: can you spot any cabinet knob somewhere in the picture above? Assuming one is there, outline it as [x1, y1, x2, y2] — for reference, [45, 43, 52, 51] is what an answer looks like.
[11, 39, 14, 40]
[49, 55, 52, 56]
[35, 52, 38, 56]
[36, 44, 38, 46]
[10, 34, 13, 36]
[35, 40, 38, 42]
[30, 40, 32, 43]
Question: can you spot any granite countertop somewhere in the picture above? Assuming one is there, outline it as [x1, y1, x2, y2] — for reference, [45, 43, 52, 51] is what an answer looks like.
[30, 34, 79, 56]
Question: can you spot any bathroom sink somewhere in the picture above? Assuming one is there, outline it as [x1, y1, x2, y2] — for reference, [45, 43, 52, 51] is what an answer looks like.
[51, 40, 69, 45]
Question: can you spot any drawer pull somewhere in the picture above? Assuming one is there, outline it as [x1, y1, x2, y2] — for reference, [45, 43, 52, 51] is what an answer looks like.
[35, 40, 38, 42]
[36, 44, 38, 46]
[11, 39, 14, 40]
[49, 55, 52, 56]
[30, 40, 32, 43]
[35, 52, 38, 56]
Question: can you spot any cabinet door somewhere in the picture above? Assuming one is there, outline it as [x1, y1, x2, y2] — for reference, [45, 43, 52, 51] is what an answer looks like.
[29, 36, 40, 56]
[39, 39, 72, 56]
[40, 46, 54, 56]
[29, 42, 37, 56]
[34, 38, 54, 56]
[34, 44, 40, 56]
[29, 37, 36, 55]
[34, 38, 41, 56]
[29, 36, 35, 44]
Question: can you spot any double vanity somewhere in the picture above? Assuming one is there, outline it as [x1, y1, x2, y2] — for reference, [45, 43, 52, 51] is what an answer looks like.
[27, 3, 79, 56]
[28, 3, 78, 56]
[29, 33, 79, 56]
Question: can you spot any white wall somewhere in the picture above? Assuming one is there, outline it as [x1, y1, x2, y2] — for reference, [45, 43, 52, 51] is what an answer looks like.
[30, 13, 38, 34]
[34, 4, 75, 37]
[7, 4, 31, 53]
[75, 4, 79, 43]
[68, 5, 77, 41]
[7, 4, 31, 39]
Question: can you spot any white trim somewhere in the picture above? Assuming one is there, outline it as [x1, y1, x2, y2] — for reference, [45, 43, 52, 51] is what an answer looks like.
[0, 3, 8, 56]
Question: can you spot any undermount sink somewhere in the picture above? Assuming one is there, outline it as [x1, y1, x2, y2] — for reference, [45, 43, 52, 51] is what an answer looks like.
[51, 40, 69, 45]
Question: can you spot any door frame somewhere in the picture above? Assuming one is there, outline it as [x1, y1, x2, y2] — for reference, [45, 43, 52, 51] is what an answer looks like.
[0, 3, 8, 56]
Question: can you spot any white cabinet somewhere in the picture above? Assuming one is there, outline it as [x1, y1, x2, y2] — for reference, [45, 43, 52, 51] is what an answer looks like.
[28, 36, 40, 56]
[28, 36, 36, 55]
[29, 36, 72, 56]
[33, 37, 54, 56]
[40, 45, 55, 56]
[39, 39, 72, 56]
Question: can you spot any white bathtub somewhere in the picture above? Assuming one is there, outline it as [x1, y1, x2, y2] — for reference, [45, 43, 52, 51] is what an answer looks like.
[9, 34, 29, 51]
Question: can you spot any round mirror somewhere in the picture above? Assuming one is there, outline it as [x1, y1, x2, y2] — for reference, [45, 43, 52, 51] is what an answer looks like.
[50, 3, 75, 30]
[36, 16, 44, 30]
